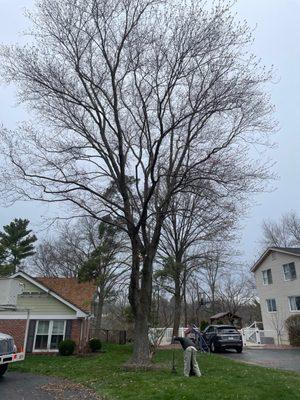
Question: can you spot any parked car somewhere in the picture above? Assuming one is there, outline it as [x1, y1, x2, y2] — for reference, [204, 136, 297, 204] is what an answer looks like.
[202, 324, 243, 353]
[0, 332, 24, 376]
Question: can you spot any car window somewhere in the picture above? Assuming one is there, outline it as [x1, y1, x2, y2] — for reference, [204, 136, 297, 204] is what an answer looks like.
[204, 326, 215, 333]
[217, 327, 238, 334]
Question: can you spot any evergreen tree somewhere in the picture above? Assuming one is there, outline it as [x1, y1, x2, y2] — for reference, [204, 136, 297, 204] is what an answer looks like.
[0, 218, 37, 275]
[78, 221, 124, 331]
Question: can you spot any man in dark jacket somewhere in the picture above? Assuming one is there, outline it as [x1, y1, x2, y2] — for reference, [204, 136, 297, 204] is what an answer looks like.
[173, 336, 201, 377]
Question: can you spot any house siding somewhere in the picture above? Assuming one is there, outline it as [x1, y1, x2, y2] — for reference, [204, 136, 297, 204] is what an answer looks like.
[254, 251, 300, 344]
[15, 276, 76, 316]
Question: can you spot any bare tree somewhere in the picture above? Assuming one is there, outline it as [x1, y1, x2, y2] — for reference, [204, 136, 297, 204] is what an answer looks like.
[262, 211, 300, 248]
[216, 272, 256, 315]
[196, 245, 233, 314]
[156, 188, 237, 335]
[32, 218, 96, 277]
[33, 217, 130, 330]
[0, 0, 274, 364]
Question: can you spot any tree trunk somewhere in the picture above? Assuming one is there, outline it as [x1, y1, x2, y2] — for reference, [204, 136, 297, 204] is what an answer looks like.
[172, 276, 181, 337]
[131, 311, 150, 365]
[183, 266, 188, 326]
[95, 290, 105, 334]
[128, 241, 154, 365]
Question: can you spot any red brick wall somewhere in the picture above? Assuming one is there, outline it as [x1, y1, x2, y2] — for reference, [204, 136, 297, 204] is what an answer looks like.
[71, 319, 82, 350]
[0, 318, 83, 353]
[0, 319, 27, 351]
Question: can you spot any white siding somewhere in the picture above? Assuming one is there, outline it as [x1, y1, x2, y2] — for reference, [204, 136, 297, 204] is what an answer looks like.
[254, 251, 300, 344]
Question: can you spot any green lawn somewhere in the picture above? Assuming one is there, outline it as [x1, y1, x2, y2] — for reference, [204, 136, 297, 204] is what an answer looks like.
[10, 344, 300, 400]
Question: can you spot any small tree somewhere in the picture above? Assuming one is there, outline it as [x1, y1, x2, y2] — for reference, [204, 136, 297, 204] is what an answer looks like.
[0, 218, 37, 275]
[285, 315, 300, 346]
[78, 221, 129, 332]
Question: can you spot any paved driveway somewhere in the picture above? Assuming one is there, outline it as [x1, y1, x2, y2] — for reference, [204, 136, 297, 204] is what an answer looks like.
[0, 371, 101, 400]
[220, 348, 300, 372]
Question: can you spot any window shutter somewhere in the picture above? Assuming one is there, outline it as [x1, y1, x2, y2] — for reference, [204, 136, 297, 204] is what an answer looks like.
[65, 320, 73, 340]
[26, 320, 36, 353]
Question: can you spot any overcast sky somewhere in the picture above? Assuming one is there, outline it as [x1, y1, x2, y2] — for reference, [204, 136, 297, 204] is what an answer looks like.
[0, 0, 299, 264]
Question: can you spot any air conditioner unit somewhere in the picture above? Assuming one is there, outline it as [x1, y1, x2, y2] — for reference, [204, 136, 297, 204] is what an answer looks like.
[0, 278, 24, 309]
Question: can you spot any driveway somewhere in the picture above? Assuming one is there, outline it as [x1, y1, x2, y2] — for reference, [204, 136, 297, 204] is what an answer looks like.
[220, 348, 300, 372]
[0, 371, 101, 400]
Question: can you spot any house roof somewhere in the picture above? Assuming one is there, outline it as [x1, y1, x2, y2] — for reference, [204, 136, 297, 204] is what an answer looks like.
[12, 272, 96, 316]
[36, 277, 96, 313]
[251, 247, 300, 273]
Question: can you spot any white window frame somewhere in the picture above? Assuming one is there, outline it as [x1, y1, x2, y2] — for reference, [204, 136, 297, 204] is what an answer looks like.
[288, 296, 300, 312]
[262, 269, 273, 285]
[282, 262, 297, 281]
[33, 320, 66, 352]
[266, 298, 277, 313]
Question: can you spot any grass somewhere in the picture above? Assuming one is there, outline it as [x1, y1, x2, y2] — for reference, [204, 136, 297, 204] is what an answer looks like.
[10, 344, 300, 400]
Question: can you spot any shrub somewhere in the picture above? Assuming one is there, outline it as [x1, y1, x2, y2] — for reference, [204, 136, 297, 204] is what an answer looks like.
[200, 320, 209, 331]
[58, 339, 76, 356]
[89, 338, 102, 352]
[285, 315, 300, 346]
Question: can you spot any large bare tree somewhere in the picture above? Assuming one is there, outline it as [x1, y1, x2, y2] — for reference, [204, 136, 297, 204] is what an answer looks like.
[0, 0, 274, 364]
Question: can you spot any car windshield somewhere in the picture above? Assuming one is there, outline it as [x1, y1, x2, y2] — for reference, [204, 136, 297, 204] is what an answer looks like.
[217, 327, 238, 334]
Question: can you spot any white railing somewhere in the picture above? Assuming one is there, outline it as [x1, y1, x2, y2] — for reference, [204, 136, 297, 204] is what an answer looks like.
[241, 321, 276, 346]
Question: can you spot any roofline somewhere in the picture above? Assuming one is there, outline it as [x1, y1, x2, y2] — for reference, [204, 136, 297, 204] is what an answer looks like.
[251, 247, 300, 273]
[12, 271, 88, 317]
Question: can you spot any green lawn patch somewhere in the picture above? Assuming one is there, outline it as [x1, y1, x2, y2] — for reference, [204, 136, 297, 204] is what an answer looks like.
[11, 344, 300, 400]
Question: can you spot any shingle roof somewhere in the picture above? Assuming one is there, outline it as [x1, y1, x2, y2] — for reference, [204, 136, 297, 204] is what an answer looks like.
[251, 247, 300, 272]
[36, 277, 96, 313]
[272, 247, 300, 255]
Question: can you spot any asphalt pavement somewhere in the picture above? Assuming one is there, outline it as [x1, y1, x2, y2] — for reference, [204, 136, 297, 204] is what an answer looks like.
[0, 371, 101, 400]
[220, 348, 300, 372]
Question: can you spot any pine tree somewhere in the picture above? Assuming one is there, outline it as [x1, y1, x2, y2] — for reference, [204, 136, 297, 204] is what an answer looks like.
[0, 218, 37, 275]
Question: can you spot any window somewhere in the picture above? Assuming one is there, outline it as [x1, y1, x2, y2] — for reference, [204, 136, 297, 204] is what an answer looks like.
[266, 298, 277, 312]
[34, 320, 66, 351]
[262, 269, 273, 285]
[289, 296, 300, 311]
[283, 262, 297, 281]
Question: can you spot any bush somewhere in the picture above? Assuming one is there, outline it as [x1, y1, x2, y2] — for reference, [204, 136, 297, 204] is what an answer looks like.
[89, 338, 102, 352]
[58, 339, 76, 356]
[200, 320, 209, 331]
[285, 315, 300, 346]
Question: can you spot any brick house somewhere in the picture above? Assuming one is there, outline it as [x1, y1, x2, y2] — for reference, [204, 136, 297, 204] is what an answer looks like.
[0, 272, 96, 353]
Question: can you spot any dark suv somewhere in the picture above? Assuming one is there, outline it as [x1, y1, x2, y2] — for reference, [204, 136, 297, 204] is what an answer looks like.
[202, 325, 243, 353]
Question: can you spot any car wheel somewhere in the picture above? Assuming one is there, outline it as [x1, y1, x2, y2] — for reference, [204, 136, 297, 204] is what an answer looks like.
[0, 364, 8, 377]
[236, 348, 243, 353]
[210, 341, 217, 353]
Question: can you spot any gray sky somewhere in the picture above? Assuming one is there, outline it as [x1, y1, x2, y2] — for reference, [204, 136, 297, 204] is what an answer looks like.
[0, 0, 299, 263]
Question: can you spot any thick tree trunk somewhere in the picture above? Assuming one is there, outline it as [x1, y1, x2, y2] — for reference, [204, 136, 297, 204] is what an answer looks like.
[128, 241, 154, 365]
[131, 312, 150, 365]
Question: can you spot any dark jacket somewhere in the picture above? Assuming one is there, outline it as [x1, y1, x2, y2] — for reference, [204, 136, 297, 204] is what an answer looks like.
[174, 336, 195, 350]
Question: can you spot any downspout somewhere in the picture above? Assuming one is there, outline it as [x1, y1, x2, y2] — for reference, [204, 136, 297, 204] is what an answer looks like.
[23, 309, 30, 353]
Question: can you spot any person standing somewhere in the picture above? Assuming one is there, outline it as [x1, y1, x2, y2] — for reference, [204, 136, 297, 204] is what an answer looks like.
[173, 336, 202, 377]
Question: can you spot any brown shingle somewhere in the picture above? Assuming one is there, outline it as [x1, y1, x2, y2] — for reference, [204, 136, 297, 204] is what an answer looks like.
[36, 277, 96, 313]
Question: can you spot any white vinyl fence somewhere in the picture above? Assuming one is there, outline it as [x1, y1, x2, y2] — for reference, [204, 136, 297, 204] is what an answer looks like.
[241, 322, 275, 346]
[149, 327, 186, 346]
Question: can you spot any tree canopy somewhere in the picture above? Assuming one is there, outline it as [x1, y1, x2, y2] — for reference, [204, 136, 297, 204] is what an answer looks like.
[0, 218, 37, 275]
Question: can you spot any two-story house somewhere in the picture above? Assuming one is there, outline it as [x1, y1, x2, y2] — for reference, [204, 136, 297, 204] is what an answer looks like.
[251, 247, 300, 345]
